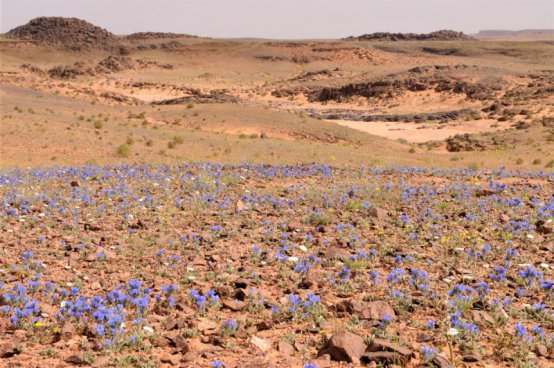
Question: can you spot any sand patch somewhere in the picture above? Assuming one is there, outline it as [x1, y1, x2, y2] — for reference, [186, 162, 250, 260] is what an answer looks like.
[330, 119, 510, 143]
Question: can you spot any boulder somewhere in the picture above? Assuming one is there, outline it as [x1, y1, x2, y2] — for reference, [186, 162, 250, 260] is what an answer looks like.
[318, 331, 367, 363]
[366, 339, 414, 361]
[249, 335, 272, 352]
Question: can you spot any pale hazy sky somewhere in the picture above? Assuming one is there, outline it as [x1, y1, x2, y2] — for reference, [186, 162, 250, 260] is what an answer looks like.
[1, 0, 553, 39]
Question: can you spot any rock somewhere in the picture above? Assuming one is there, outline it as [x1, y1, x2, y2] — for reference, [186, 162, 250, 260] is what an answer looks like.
[325, 247, 351, 261]
[313, 354, 332, 368]
[470, 310, 495, 325]
[249, 335, 272, 352]
[430, 355, 452, 368]
[536, 219, 553, 235]
[367, 339, 413, 359]
[222, 298, 246, 311]
[238, 358, 276, 368]
[513, 121, 531, 130]
[84, 223, 102, 232]
[497, 306, 509, 320]
[152, 335, 170, 348]
[181, 351, 197, 362]
[535, 344, 548, 357]
[0, 342, 19, 358]
[232, 288, 248, 301]
[172, 334, 188, 351]
[318, 330, 367, 363]
[61, 323, 76, 341]
[446, 133, 491, 152]
[362, 301, 396, 321]
[299, 274, 320, 289]
[361, 351, 408, 366]
[234, 278, 249, 289]
[368, 207, 388, 220]
[65, 355, 86, 365]
[287, 221, 302, 231]
[277, 341, 295, 356]
[160, 353, 180, 366]
[195, 318, 217, 334]
[462, 350, 481, 362]
[162, 316, 178, 331]
[335, 300, 395, 321]
[236, 200, 246, 212]
[335, 299, 365, 315]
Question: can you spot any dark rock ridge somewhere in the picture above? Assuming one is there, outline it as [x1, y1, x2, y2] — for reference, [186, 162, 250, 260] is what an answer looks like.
[5, 17, 117, 51]
[309, 108, 475, 123]
[151, 91, 239, 105]
[346, 30, 475, 41]
[125, 32, 201, 40]
[445, 133, 502, 152]
[308, 77, 495, 102]
[272, 65, 498, 102]
[25, 56, 173, 79]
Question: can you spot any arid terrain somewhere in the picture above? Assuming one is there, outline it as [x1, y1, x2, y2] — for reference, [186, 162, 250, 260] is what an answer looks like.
[0, 17, 553, 368]
[1, 17, 553, 170]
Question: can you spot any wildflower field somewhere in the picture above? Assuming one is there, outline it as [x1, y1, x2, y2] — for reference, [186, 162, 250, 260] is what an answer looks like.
[0, 164, 552, 368]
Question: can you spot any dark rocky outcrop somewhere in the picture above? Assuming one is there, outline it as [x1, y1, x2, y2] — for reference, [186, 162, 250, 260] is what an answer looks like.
[5, 17, 118, 51]
[309, 108, 476, 123]
[346, 30, 475, 41]
[125, 32, 200, 40]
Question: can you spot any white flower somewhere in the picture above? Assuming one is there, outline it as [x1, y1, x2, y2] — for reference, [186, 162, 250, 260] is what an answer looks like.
[143, 326, 154, 334]
[299, 245, 308, 252]
[287, 256, 299, 263]
[447, 328, 459, 336]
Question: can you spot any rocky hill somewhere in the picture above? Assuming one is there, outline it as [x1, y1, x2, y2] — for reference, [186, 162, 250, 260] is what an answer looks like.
[346, 30, 475, 41]
[5, 17, 119, 51]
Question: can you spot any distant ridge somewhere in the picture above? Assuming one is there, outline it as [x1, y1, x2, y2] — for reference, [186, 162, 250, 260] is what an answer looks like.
[345, 30, 474, 41]
[125, 32, 201, 40]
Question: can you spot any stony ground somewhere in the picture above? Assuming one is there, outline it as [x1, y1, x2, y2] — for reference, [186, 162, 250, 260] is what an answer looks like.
[0, 163, 552, 368]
